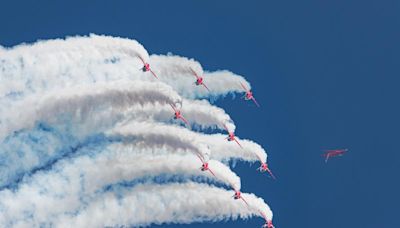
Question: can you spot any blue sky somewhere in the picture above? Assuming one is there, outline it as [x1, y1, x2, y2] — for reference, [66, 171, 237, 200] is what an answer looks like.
[1, 0, 399, 227]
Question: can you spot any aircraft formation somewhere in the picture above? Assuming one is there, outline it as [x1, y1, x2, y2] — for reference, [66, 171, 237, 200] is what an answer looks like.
[138, 55, 275, 228]
[138, 54, 348, 228]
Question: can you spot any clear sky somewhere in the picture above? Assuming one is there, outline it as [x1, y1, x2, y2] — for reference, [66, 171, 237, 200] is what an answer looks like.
[1, 0, 399, 227]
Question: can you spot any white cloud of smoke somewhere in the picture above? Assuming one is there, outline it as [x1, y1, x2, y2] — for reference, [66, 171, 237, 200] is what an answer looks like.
[0, 34, 274, 227]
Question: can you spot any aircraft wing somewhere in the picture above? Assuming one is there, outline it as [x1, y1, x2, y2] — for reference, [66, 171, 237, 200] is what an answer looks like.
[252, 97, 260, 107]
[195, 153, 205, 163]
[255, 154, 263, 163]
[325, 151, 346, 162]
[324, 154, 330, 163]
[239, 82, 248, 91]
[335, 149, 348, 154]
[240, 196, 250, 207]
[190, 67, 200, 79]
[234, 138, 243, 148]
[267, 169, 276, 180]
[208, 168, 217, 177]
[258, 210, 268, 222]
[149, 69, 159, 79]
[223, 124, 230, 133]
[202, 83, 211, 92]
[180, 116, 190, 126]
[170, 103, 177, 112]
[138, 55, 146, 64]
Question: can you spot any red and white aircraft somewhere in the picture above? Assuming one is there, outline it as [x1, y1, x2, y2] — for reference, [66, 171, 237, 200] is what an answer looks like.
[259, 210, 275, 228]
[322, 148, 348, 163]
[190, 68, 210, 92]
[170, 104, 189, 126]
[196, 153, 216, 177]
[240, 82, 260, 107]
[223, 124, 243, 148]
[233, 190, 249, 206]
[258, 162, 276, 180]
[138, 56, 158, 79]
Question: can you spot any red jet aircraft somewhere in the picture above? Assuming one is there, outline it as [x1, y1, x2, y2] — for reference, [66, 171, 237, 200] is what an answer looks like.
[322, 149, 348, 163]
[233, 190, 249, 206]
[138, 56, 158, 79]
[259, 210, 275, 228]
[240, 82, 260, 107]
[223, 124, 242, 148]
[170, 104, 189, 126]
[190, 68, 210, 92]
[196, 153, 216, 177]
[257, 162, 276, 180]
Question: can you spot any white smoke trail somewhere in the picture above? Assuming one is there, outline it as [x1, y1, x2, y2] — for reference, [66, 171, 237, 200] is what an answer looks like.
[0, 34, 148, 98]
[0, 182, 271, 228]
[0, 80, 183, 188]
[0, 82, 242, 190]
[0, 142, 246, 227]
[0, 80, 181, 140]
[0, 35, 251, 101]
[110, 121, 267, 164]
[181, 99, 236, 131]
[110, 122, 211, 160]
[0, 35, 274, 227]
[110, 148, 241, 191]
[150, 54, 251, 99]
[57, 182, 272, 227]
[201, 133, 268, 163]
[118, 98, 235, 131]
